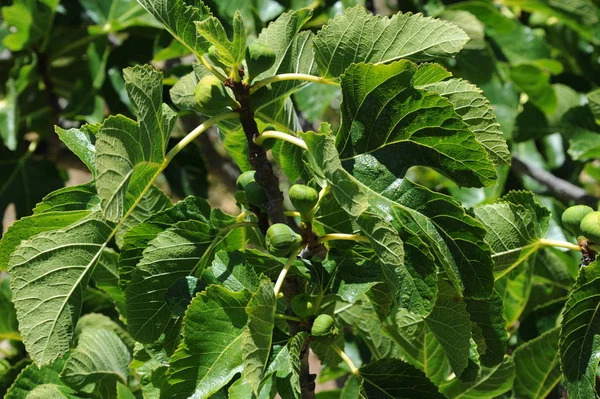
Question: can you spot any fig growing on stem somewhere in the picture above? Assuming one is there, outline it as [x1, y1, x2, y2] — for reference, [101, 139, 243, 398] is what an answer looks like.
[194, 75, 236, 112]
[289, 184, 319, 219]
[562, 205, 594, 236]
[579, 211, 600, 243]
[236, 171, 267, 208]
[290, 293, 314, 318]
[245, 42, 276, 80]
[265, 223, 302, 257]
[311, 314, 338, 338]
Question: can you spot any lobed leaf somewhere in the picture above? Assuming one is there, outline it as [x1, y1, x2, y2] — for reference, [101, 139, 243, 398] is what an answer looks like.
[8, 217, 113, 365]
[514, 327, 561, 399]
[242, 278, 276, 393]
[474, 191, 550, 278]
[313, 6, 469, 78]
[136, 0, 211, 56]
[559, 260, 600, 398]
[61, 328, 131, 390]
[359, 359, 445, 398]
[164, 285, 251, 398]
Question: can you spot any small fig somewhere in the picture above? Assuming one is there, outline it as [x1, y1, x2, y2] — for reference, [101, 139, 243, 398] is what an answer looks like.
[289, 184, 319, 218]
[311, 314, 338, 338]
[234, 190, 247, 205]
[290, 293, 314, 318]
[580, 211, 600, 243]
[194, 75, 236, 112]
[562, 205, 594, 236]
[266, 223, 302, 257]
[245, 42, 276, 80]
[245, 181, 267, 208]
[236, 171, 267, 208]
[236, 171, 256, 191]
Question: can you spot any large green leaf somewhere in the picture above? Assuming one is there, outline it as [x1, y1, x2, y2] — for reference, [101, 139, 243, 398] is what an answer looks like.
[164, 285, 251, 398]
[440, 357, 515, 399]
[313, 6, 469, 78]
[559, 260, 600, 398]
[473, 191, 550, 278]
[514, 327, 561, 399]
[125, 219, 214, 342]
[96, 65, 175, 222]
[6, 66, 178, 365]
[136, 0, 211, 56]
[385, 281, 474, 384]
[336, 61, 496, 188]
[4, 358, 68, 399]
[242, 278, 276, 393]
[61, 328, 131, 390]
[495, 257, 535, 327]
[304, 124, 494, 304]
[358, 359, 445, 398]
[8, 217, 113, 365]
[416, 72, 510, 166]
[55, 124, 98, 176]
[465, 291, 507, 367]
[119, 196, 211, 290]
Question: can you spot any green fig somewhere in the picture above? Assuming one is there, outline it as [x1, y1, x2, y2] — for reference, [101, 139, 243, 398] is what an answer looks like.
[245, 42, 276, 80]
[311, 314, 338, 338]
[289, 184, 319, 219]
[237, 171, 256, 191]
[266, 223, 302, 257]
[580, 211, 600, 243]
[194, 75, 236, 112]
[562, 205, 594, 236]
[290, 293, 314, 318]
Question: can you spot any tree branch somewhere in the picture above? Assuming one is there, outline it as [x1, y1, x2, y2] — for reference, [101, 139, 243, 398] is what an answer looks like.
[229, 80, 286, 231]
[511, 156, 598, 208]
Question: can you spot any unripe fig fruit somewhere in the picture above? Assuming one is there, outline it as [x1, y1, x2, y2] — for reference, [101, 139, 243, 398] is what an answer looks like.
[236, 171, 256, 191]
[289, 184, 319, 218]
[580, 211, 600, 243]
[266, 223, 302, 257]
[562, 205, 594, 236]
[194, 75, 236, 112]
[245, 181, 267, 208]
[236, 171, 266, 208]
[234, 190, 247, 205]
[290, 293, 314, 318]
[245, 42, 276, 80]
[311, 314, 338, 338]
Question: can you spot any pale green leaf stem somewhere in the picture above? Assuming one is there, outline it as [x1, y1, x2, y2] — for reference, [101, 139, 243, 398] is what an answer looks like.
[254, 130, 308, 151]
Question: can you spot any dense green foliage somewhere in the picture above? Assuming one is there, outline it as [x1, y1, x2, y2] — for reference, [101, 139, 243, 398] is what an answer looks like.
[1, 0, 600, 398]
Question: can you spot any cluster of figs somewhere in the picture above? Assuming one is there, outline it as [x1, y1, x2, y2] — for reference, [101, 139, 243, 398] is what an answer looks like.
[562, 205, 600, 247]
[236, 171, 338, 338]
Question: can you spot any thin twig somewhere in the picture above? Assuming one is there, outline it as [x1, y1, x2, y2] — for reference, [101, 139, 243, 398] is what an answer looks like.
[511, 156, 598, 208]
